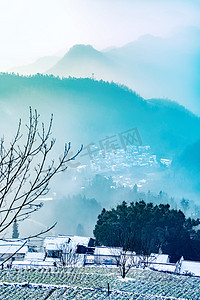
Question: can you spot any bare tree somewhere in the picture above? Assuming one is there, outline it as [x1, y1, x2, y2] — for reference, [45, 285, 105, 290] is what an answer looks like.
[112, 248, 141, 279]
[0, 107, 82, 239]
[64, 247, 80, 268]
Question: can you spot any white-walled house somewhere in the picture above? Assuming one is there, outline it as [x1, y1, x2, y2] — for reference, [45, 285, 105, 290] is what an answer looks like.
[0, 239, 28, 265]
[177, 258, 200, 276]
[148, 253, 176, 272]
[2, 236, 200, 278]
[90, 246, 122, 265]
[43, 235, 95, 266]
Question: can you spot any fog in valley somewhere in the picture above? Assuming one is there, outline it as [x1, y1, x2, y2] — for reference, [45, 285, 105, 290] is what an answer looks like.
[0, 0, 200, 239]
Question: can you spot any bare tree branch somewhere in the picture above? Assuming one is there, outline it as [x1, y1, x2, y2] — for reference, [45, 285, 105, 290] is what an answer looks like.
[0, 222, 58, 267]
[0, 107, 82, 238]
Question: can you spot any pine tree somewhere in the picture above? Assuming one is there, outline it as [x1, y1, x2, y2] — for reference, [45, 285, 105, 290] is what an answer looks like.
[12, 218, 19, 239]
[76, 223, 85, 236]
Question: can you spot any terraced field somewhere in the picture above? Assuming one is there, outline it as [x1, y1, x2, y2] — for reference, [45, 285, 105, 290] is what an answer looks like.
[0, 267, 200, 299]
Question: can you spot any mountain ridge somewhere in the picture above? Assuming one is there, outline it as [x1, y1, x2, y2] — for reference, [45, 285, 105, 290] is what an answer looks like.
[0, 73, 199, 160]
[47, 44, 115, 79]
[8, 56, 60, 75]
[45, 27, 200, 114]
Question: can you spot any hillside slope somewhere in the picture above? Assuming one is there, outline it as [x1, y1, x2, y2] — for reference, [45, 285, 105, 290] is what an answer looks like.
[46, 27, 200, 114]
[8, 56, 60, 75]
[0, 267, 200, 299]
[0, 73, 199, 159]
[47, 44, 117, 80]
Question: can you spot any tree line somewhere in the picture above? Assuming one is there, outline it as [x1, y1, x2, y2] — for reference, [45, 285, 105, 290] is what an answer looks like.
[94, 201, 200, 262]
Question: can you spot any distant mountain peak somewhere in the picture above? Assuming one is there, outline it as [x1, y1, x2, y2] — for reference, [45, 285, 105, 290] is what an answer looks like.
[137, 34, 160, 42]
[64, 44, 101, 58]
[8, 56, 60, 76]
[47, 44, 109, 77]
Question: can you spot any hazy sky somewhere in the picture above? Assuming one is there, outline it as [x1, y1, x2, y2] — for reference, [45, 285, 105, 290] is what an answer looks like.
[0, 0, 200, 70]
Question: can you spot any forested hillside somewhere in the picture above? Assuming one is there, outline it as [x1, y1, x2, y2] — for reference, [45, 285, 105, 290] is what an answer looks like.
[0, 73, 199, 158]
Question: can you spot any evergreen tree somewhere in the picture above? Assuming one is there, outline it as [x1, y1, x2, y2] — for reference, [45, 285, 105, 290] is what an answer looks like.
[94, 201, 200, 262]
[133, 184, 138, 193]
[12, 218, 19, 239]
[76, 224, 85, 236]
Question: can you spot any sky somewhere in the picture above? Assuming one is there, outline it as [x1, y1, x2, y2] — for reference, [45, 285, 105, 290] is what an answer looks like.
[0, 0, 200, 70]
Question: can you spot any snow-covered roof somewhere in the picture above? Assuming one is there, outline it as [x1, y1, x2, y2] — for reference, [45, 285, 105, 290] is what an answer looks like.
[0, 240, 28, 254]
[149, 254, 170, 264]
[180, 260, 200, 276]
[150, 263, 176, 272]
[43, 235, 91, 251]
[24, 252, 45, 261]
[43, 236, 70, 250]
[69, 236, 91, 247]
[94, 246, 122, 256]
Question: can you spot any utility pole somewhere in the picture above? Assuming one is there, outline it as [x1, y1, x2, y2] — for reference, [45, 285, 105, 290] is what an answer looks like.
[107, 282, 110, 296]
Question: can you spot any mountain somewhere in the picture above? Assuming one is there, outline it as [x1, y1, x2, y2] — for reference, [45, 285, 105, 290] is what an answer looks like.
[172, 139, 200, 191]
[47, 44, 117, 80]
[8, 56, 60, 75]
[1, 73, 200, 232]
[0, 73, 199, 160]
[47, 27, 200, 115]
[175, 140, 200, 172]
[108, 27, 200, 114]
